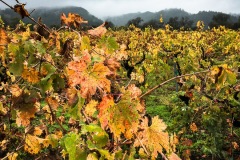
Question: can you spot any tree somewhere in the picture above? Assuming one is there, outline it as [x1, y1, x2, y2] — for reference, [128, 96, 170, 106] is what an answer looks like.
[209, 13, 232, 28]
[142, 19, 163, 29]
[126, 17, 143, 28]
[179, 17, 193, 30]
[167, 17, 180, 30]
[105, 21, 115, 29]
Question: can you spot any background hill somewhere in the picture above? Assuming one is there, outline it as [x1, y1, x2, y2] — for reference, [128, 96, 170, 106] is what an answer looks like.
[0, 6, 103, 28]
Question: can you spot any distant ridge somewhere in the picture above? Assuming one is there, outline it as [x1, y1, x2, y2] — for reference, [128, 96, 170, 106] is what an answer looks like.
[106, 8, 239, 27]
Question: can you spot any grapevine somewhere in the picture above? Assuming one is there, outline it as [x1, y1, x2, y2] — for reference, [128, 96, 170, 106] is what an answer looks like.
[0, 1, 240, 159]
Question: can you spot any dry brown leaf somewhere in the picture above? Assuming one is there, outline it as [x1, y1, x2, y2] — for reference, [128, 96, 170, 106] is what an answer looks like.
[88, 22, 107, 37]
[14, 4, 29, 19]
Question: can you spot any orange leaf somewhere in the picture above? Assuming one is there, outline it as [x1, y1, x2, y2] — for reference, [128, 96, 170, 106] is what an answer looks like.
[0, 28, 8, 45]
[98, 95, 114, 129]
[61, 13, 88, 28]
[88, 22, 107, 37]
[16, 105, 38, 127]
[168, 152, 182, 160]
[0, 28, 8, 58]
[190, 123, 198, 132]
[22, 66, 40, 84]
[33, 127, 43, 136]
[65, 87, 78, 106]
[9, 84, 22, 97]
[67, 61, 111, 98]
[127, 84, 142, 99]
[46, 97, 59, 111]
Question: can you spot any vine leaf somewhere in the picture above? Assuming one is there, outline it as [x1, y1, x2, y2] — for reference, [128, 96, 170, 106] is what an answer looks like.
[88, 22, 107, 37]
[6, 152, 18, 160]
[21, 66, 40, 84]
[85, 100, 98, 117]
[14, 4, 29, 19]
[98, 86, 144, 139]
[46, 96, 59, 111]
[60, 133, 87, 160]
[24, 134, 42, 154]
[134, 116, 170, 158]
[168, 152, 182, 160]
[0, 27, 8, 44]
[211, 65, 237, 90]
[67, 60, 111, 98]
[0, 28, 9, 65]
[98, 95, 114, 129]
[24, 134, 59, 154]
[9, 84, 22, 97]
[61, 13, 88, 28]
[33, 126, 43, 136]
[82, 124, 109, 148]
[16, 104, 38, 127]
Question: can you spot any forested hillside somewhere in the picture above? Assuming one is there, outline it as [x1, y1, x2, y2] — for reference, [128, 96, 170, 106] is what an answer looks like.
[0, 7, 103, 28]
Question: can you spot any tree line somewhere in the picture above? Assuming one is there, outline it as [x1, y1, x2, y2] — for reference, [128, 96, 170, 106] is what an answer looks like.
[109, 13, 240, 30]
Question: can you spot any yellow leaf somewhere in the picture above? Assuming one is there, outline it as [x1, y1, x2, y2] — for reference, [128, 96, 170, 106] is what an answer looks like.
[43, 134, 58, 148]
[85, 100, 98, 117]
[33, 126, 43, 136]
[0, 139, 8, 151]
[159, 15, 163, 23]
[210, 66, 220, 76]
[7, 152, 18, 160]
[0, 102, 7, 115]
[127, 84, 142, 99]
[24, 134, 42, 154]
[134, 116, 170, 158]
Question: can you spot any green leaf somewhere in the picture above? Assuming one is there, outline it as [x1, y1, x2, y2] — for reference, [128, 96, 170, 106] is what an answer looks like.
[35, 41, 46, 55]
[9, 48, 24, 76]
[62, 133, 87, 160]
[225, 69, 236, 85]
[82, 124, 109, 148]
[69, 94, 85, 121]
[41, 62, 56, 80]
[51, 74, 65, 91]
[39, 78, 53, 93]
[98, 36, 119, 53]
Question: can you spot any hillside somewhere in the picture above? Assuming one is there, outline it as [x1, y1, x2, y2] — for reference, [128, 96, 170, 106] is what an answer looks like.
[0, 6, 103, 28]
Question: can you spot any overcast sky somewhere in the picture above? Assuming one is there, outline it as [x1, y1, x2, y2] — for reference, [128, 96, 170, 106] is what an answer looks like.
[1, 0, 240, 19]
